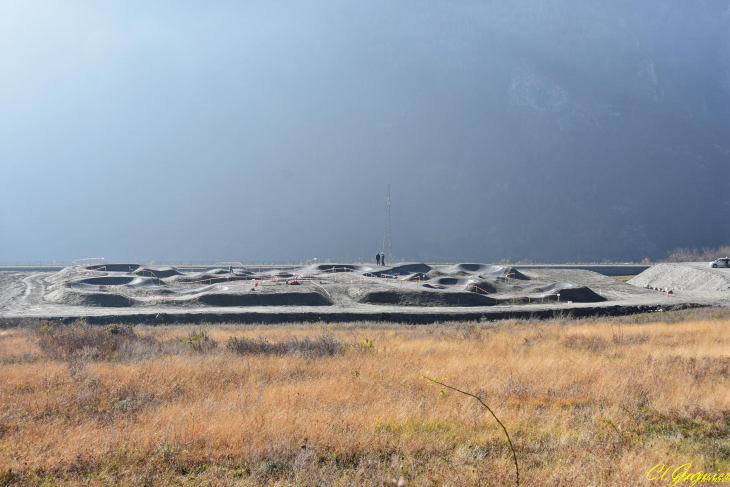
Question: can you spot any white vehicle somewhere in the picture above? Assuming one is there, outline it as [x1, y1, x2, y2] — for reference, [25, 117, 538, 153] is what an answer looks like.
[710, 258, 730, 268]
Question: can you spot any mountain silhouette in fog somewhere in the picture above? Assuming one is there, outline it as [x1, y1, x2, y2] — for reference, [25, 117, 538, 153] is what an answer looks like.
[0, 0, 728, 263]
[389, 0, 730, 262]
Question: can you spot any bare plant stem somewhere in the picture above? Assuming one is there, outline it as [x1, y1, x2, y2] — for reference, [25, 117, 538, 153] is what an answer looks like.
[422, 375, 519, 487]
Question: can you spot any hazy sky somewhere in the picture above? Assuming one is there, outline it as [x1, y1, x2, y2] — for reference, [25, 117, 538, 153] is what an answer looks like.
[2, 1, 729, 264]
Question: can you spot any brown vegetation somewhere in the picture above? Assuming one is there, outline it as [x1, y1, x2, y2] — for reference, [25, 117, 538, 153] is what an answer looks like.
[665, 245, 730, 262]
[1, 309, 730, 485]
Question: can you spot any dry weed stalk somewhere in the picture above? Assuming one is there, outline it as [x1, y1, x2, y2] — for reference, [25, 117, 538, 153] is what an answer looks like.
[422, 374, 519, 487]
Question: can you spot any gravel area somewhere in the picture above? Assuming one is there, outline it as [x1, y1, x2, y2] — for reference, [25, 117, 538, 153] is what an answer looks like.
[629, 263, 730, 292]
[1, 263, 727, 323]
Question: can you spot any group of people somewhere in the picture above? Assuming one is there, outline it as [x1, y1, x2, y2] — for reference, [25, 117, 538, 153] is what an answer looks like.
[375, 252, 386, 266]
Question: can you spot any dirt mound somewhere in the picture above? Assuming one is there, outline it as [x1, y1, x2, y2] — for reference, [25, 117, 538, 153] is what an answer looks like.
[134, 267, 181, 278]
[629, 264, 730, 292]
[402, 273, 429, 281]
[365, 264, 433, 278]
[517, 282, 574, 293]
[169, 273, 252, 284]
[72, 276, 163, 288]
[500, 282, 604, 302]
[444, 263, 501, 274]
[357, 289, 496, 307]
[502, 267, 530, 280]
[426, 277, 475, 286]
[45, 267, 105, 285]
[438, 264, 529, 281]
[476, 266, 529, 281]
[423, 277, 498, 293]
[204, 268, 234, 275]
[87, 264, 140, 272]
[303, 264, 381, 274]
[388, 263, 432, 274]
[490, 285, 604, 303]
[259, 270, 297, 278]
[196, 291, 332, 307]
[422, 281, 496, 294]
[553, 286, 606, 303]
[46, 289, 132, 307]
[303, 263, 432, 276]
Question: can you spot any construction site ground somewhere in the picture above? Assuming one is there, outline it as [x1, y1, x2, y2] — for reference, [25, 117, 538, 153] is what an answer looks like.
[1, 262, 728, 324]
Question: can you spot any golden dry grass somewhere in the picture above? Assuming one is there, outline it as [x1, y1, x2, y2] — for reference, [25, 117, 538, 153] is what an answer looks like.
[612, 275, 636, 283]
[1, 309, 730, 486]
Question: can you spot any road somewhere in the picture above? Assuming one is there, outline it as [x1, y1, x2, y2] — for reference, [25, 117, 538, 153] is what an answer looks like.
[681, 261, 730, 277]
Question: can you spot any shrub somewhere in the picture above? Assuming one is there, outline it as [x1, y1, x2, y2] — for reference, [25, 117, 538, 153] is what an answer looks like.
[36, 322, 138, 360]
[665, 245, 730, 262]
[181, 330, 217, 353]
[356, 337, 375, 353]
[226, 333, 344, 357]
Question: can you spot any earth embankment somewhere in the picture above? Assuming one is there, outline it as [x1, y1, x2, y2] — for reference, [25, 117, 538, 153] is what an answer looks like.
[629, 263, 730, 292]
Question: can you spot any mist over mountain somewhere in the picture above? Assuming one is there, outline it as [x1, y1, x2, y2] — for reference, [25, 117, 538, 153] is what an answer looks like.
[1, 1, 729, 263]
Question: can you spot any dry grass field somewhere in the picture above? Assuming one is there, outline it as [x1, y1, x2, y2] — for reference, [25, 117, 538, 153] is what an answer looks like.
[1, 308, 730, 486]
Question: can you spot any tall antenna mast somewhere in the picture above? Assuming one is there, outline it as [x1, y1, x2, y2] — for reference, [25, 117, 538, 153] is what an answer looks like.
[383, 184, 394, 263]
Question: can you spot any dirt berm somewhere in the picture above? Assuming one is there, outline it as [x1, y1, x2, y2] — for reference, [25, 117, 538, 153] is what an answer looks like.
[88, 264, 140, 272]
[553, 286, 606, 303]
[75, 276, 163, 287]
[47, 288, 333, 308]
[45, 289, 133, 307]
[432, 264, 529, 280]
[133, 267, 182, 278]
[357, 290, 497, 307]
[196, 292, 332, 307]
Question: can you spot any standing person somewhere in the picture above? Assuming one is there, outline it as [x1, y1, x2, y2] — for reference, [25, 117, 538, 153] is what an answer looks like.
[380, 252, 385, 266]
[376, 253, 380, 265]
